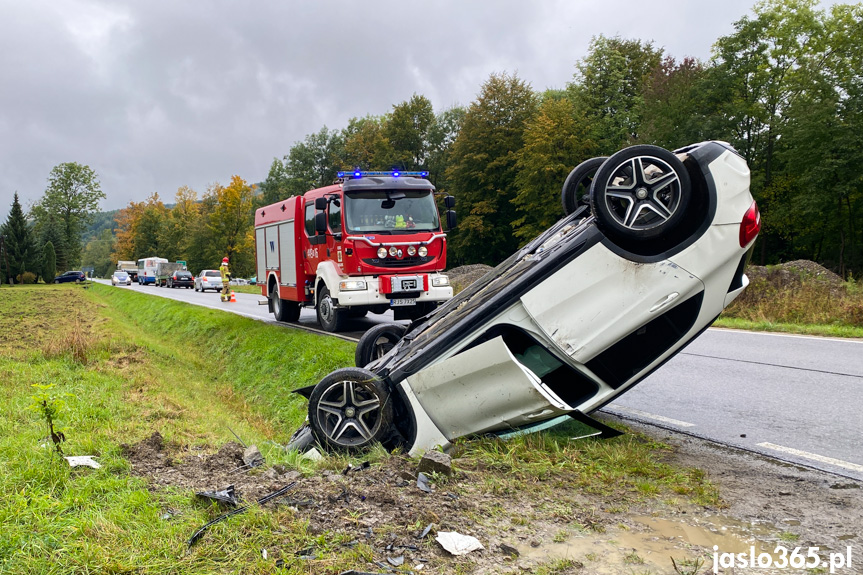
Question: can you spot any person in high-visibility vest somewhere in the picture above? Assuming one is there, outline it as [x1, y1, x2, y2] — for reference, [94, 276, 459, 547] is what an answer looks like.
[219, 257, 231, 302]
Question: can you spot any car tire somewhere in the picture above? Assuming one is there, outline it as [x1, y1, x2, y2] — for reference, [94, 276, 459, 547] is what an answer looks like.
[316, 286, 345, 332]
[54, 280, 60, 284]
[355, 323, 407, 367]
[308, 367, 394, 451]
[561, 156, 607, 216]
[272, 288, 301, 322]
[590, 145, 691, 242]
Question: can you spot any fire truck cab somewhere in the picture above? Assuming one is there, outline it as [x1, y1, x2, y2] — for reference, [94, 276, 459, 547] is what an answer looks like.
[254, 170, 455, 332]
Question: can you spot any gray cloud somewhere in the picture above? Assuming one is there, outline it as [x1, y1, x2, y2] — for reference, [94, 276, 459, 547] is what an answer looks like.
[0, 0, 829, 213]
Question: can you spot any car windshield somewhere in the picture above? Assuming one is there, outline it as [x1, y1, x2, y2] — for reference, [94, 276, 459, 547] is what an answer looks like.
[344, 190, 440, 234]
[115, 272, 128, 279]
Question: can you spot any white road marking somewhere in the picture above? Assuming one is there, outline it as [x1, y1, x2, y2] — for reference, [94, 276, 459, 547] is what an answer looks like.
[709, 327, 863, 344]
[605, 405, 695, 427]
[756, 442, 863, 474]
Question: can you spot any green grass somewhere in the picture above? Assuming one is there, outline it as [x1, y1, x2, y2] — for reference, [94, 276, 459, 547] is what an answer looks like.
[0, 284, 722, 574]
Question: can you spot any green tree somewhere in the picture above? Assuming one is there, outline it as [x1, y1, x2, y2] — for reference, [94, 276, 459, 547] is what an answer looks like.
[207, 176, 256, 277]
[1, 192, 38, 283]
[341, 116, 396, 170]
[283, 127, 344, 195]
[31, 162, 105, 267]
[81, 229, 115, 278]
[259, 158, 291, 205]
[512, 96, 597, 242]
[447, 72, 539, 264]
[427, 106, 466, 193]
[42, 241, 56, 282]
[37, 214, 68, 274]
[568, 35, 663, 152]
[385, 94, 435, 169]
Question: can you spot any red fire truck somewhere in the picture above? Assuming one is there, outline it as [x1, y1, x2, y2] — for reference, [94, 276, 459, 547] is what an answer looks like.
[254, 170, 456, 332]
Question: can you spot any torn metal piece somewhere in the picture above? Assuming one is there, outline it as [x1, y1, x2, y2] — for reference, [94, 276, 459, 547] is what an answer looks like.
[416, 472, 432, 493]
[65, 455, 101, 469]
[567, 410, 624, 439]
[195, 485, 239, 507]
[187, 482, 297, 547]
[226, 425, 247, 447]
[435, 531, 484, 556]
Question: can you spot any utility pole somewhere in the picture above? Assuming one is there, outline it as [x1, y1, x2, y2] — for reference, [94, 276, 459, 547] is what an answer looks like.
[0, 234, 14, 286]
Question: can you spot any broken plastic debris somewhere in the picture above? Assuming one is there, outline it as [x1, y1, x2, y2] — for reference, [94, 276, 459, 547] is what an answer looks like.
[418, 523, 434, 539]
[65, 456, 101, 469]
[302, 447, 323, 461]
[386, 555, 404, 566]
[195, 485, 239, 507]
[416, 472, 432, 493]
[435, 531, 484, 556]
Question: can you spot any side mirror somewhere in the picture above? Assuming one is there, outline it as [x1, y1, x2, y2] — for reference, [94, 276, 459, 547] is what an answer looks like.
[446, 210, 457, 230]
[314, 197, 327, 211]
[315, 212, 328, 234]
[444, 195, 456, 209]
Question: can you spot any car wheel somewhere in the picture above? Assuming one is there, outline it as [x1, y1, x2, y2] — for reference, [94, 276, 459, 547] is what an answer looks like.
[561, 156, 607, 216]
[355, 323, 407, 367]
[272, 288, 301, 322]
[316, 286, 345, 332]
[54, 280, 60, 284]
[308, 367, 394, 451]
[590, 145, 691, 242]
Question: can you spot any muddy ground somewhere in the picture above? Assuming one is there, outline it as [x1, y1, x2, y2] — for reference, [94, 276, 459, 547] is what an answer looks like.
[124, 423, 862, 575]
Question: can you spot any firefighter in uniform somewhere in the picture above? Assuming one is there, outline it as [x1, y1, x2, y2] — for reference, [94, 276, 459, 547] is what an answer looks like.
[219, 257, 231, 302]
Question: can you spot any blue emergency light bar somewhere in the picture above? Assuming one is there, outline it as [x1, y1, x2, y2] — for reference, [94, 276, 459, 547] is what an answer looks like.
[337, 170, 429, 179]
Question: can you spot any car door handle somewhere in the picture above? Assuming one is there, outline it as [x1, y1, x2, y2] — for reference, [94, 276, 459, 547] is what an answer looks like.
[649, 292, 679, 313]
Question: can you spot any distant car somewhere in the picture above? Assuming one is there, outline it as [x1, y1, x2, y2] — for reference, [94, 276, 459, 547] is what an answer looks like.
[167, 270, 195, 289]
[229, 278, 249, 286]
[249, 276, 257, 284]
[288, 141, 761, 456]
[54, 271, 86, 284]
[111, 271, 132, 286]
[195, 270, 223, 292]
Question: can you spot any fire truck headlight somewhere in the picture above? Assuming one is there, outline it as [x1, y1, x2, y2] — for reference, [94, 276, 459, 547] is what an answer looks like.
[432, 275, 450, 287]
[377, 247, 388, 258]
[388, 246, 398, 257]
[339, 280, 367, 291]
[418, 246, 428, 257]
[407, 246, 417, 256]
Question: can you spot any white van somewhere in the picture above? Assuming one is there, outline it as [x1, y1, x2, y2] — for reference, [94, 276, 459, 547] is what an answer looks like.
[136, 257, 168, 285]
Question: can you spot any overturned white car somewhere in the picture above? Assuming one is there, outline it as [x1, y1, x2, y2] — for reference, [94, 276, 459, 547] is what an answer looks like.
[291, 142, 761, 455]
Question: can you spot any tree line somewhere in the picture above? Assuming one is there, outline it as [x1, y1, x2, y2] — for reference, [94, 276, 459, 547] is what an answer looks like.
[4, 0, 862, 282]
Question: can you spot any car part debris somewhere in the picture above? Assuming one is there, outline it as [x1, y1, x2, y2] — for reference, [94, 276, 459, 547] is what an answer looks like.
[418, 523, 434, 539]
[435, 531, 484, 555]
[386, 555, 404, 566]
[195, 485, 239, 507]
[187, 482, 297, 547]
[342, 461, 370, 475]
[226, 425, 247, 447]
[242, 445, 264, 467]
[416, 472, 432, 493]
[64, 455, 100, 469]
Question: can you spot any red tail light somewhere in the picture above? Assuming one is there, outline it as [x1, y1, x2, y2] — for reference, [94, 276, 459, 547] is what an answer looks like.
[740, 200, 761, 247]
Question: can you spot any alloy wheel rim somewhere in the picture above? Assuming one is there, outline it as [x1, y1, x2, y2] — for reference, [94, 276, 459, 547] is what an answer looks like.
[315, 379, 382, 446]
[603, 155, 682, 231]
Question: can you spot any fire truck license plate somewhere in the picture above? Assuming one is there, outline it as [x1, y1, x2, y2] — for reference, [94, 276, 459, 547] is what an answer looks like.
[390, 298, 416, 307]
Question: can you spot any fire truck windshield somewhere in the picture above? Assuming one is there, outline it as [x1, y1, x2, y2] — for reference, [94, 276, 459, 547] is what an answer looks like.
[344, 190, 440, 234]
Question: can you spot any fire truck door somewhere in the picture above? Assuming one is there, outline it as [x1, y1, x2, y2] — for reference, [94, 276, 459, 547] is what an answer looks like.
[303, 201, 325, 277]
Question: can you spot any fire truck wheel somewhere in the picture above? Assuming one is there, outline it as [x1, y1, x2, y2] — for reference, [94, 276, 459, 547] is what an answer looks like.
[308, 367, 394, 450]
[316, 286, 345, 332]
[355, 323, 408, 367]
[272, 291, 301, 322]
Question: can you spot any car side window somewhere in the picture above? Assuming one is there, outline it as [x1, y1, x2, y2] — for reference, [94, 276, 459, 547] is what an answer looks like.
[304, 203, 315, 237]
[328, 201, 342, 234]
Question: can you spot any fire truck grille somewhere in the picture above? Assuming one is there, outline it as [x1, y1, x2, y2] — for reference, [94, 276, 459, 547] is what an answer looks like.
[362, 256, 433, 268]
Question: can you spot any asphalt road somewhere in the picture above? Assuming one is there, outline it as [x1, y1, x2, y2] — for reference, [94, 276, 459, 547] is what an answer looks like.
[604, 329, 863, 481]
[97, 279, 863, 480]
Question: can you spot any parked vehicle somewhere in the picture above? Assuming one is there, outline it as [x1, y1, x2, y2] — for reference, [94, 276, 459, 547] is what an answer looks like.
[54, 271, 86, 284]
[116, 260, 138, 282]
[154, 262, 186, 287]
[254, 170, 456, 332]
[195, 270, 223, 292]
[111, 271, 132, 286]
[228, 278, 249, 286]
[137, 257, 168, 285]
[288, 142, 761, 455]
[167, 270, 194, 288]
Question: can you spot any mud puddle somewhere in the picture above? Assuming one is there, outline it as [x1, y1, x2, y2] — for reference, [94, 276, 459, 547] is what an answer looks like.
[517, 514, 787, 574]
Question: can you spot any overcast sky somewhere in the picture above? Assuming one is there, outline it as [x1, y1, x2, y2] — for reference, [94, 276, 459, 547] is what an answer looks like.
[0, 0, 822, 214]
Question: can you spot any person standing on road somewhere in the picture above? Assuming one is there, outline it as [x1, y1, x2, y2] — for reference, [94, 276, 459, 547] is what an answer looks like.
[219, 257, 231, 302]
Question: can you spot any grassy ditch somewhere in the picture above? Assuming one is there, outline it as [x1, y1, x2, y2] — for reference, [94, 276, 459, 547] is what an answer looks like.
[1, 284, 722, 574]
